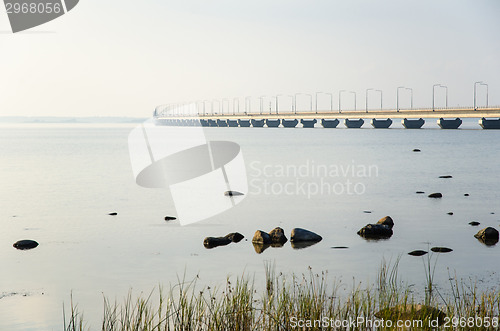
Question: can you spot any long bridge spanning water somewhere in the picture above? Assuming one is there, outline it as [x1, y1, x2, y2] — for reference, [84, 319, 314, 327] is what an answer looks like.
[154, 106, 500, 129]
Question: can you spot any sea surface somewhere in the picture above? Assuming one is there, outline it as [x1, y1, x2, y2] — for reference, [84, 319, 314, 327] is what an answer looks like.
[0, 120, 499, 330]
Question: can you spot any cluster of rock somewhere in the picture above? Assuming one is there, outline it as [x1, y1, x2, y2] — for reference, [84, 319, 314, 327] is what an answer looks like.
[252, 227, 322, 253]
[203, 232, 245, 249]
[357, 216, 394, 239]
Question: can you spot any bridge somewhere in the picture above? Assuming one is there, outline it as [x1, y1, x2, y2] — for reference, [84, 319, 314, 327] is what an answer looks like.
[154, 104, 500, 129]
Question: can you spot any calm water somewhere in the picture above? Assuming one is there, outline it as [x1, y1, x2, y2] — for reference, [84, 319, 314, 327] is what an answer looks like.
[0, 120, 499, 330]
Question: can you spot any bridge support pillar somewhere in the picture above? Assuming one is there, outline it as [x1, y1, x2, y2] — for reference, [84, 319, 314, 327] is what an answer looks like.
[208, 119, 217, 127]
[344, 119, 364, 128]
[371, 118, 392, 128]
[402, 118, 425, 129]
[217, 119, 228, 127]
[227, 119, 239, 127]
[251, 119, 265, 127]
[437, 118, 462, 129]
[321, 119, 339, 128]
[238, 119, 251, 127]
[282, 119, 298, 128]
[301, 119, 317, 128]
[266, 119, 281, 127]
[479, 118, 500, 129]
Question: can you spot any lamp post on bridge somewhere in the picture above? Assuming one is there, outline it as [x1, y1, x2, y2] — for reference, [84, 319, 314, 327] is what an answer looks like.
[276, 94, 293, 115]
[259, 96, 268, 115]
[474, 81, 489, 111]
[432, 84, 448, 111]
[365, 89, 383, 113]
[232, 98, 240, 115]
[245, 96, 252, 115]
[212, 100, 221, 115]
[294, 93, 313, 114]
[338, 90, 346, 113]
[222, 98, 230, 115]
[315, 92, 333, 114]
[397, 87, 413, 112]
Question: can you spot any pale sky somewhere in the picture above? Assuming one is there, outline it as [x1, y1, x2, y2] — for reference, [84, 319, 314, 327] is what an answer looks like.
[1, 0, 499, 117]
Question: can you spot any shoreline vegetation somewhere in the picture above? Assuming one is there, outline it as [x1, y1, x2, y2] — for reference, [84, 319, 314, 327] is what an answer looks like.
[64, 259, 500, 331]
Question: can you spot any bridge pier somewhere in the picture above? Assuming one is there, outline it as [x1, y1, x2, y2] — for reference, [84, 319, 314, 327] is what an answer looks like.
[200, 119, 209, 127]
[479, 118, 500, 129]
[344, 119, 364, 128]
[282, 119, 298, 128]
[402, 118, 425, 129]
[437, 118, 462, 129]
[321, 119, 339, 128]
[208, 119, 218, 127]
[251, 119, 265, 127]
[227, 119, 239, 127]
[301, 119, 317, 128]
[371, 118, 392, 128]
[238, 119, 251, 127]
[266, 119, 281, 127]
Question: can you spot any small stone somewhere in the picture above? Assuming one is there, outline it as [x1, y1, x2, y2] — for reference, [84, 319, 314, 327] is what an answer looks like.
[363, 210, 372, 213]
[13, 240, 39, 250]
[447, 212, 454, 215]
[413, 149, 421, 152]
[164, 216, 176, 221]
[408, 250, 428, 256]
[331, 246, 349, 249]
[268, 227, 288, 244]
[464, 193, 470, 196]
[439, 175, 453, 179]
[428, 193, 442, 198]
[469, 221, 480, 226]
[290, 228, 322, 242]
[252, 230, 272, 244]
[431, 247, 453, 253]
[108, 212, 118, 216]
[225, 232, 244, 243]
[416, 191, 425, 194]
[224, 191, 244, 197]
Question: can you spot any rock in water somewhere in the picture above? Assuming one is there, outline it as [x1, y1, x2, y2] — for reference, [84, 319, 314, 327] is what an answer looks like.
[357, 224, 393, 239]
[108, 212, 118, 216]
[164, 216, 176, 221]
[439, 175, 453, 178]
[464, 193, 470, 196]
[428, 193, 442, 198]
[416, 191, 425, 194]
[413, 149, 421, 152]
[225, 232, 244, 243]
[252, 230, 272, 244]
[203, 237, 231, 249]
[224, 191, 244, 197]
[447, 212, 454, 215]
[431, 247, 453, 253]
[268, 227, 288, 244]
[408, 250, 428, 256]
[13, 240, 39, 250]
[474, 227, 499, 245]
[377, 216, 394, 229]
[290, 228, 322, 242]
[469, 221, 480, 226]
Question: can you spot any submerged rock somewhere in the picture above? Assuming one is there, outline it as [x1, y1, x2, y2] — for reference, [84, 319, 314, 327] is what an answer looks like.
[291, 241, 320, 249]
[408, 250, 428, 256]
[224, 191, 244, 197]
[428, 193, 442, 198]
[290, 228, 322, 242]
[376, 304, 445, 323]
[13, 240, 38, 250]
[469, 221, 480, 226]
[363, 210, 372, 213]
[203, 237, 231, 249]
[447, 212, 454, 215]
[268, 227, 288, 244]
[357, 224, 393, 239]
[108, 212, 118, 216]
[416, 191, 425, 194]
[464, 193, 470, 196]
[439, 175, 453, 178]
[225, 232, 244, 243]
[252, 243, 270, 254]
[474, 227, 499, 245]
[413, 149, 421, 152]
[331, 246, 349, 249]
[431, 247, 453, 253]
[164, 216, 176, 221]
[252, 230, 272, 244]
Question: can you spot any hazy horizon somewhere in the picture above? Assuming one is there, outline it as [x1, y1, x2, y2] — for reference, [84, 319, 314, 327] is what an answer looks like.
[1, 0, 499, 117]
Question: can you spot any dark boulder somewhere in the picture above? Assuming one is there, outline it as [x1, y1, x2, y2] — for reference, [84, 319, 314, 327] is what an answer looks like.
[464, 193, 470, 196]
[469, 221, 480, 226]
[268, 227, 287, 244]
[408, 250, 428, 256]
[290, 228, 322, 242]
[13, 240, 38, 250]
[252, 230, 272, 244]
[377, 216, 394, 229]
[413, 149, 421, 152]
[224, 191, 244, 197]
[474, 227, 499, 245]
[357, 224, 393, 239]
[203, 237, 231, 249]
[431, 247, 453, 253]
[225, 232, 244, 243]
[428, 193, 442, 198]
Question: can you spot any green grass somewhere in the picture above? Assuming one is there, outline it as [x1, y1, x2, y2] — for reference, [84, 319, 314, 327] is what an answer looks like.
[64, 258, 500, 330]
